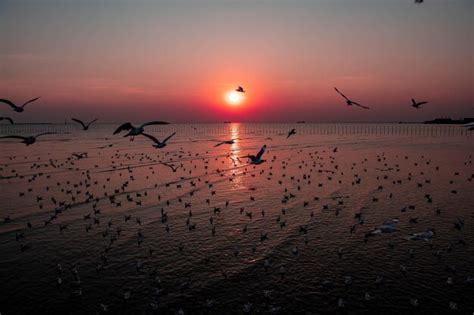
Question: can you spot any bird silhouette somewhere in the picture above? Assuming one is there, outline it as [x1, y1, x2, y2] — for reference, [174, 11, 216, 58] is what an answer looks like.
[0, 132, 56, 145]
[71, 118, 98, 130]
[0, 97, 40, 113]
[141, 132, 176, 148]
[0, 117, 14, 124]
[245, 145, 267, 165]
[113, 121, 169, 140]
[334, 88, 370, 109]
[411, 99, 428, 109]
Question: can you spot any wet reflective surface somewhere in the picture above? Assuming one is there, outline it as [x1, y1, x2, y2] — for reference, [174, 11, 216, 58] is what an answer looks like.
[0, 123, 473, 313]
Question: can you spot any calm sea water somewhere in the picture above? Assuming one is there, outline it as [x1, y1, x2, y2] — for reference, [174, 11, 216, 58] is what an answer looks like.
[0, 123, 473, 314]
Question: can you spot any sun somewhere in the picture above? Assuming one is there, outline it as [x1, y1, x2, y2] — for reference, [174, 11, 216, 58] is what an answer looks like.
[225, 91, 245, 106]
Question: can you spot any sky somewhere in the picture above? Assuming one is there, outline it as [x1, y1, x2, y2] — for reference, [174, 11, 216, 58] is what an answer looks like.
[1, 0, 473, 123]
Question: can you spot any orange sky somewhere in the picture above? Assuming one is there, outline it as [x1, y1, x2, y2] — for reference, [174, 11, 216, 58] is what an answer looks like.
[1, 0, 472, 122]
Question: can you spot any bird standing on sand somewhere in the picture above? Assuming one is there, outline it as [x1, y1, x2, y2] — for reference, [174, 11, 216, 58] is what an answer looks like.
[71, 118, 98, 130]
[0, 97, 40, 113]
[0, 132, 56, 146]
[141, 132, 176, 148]
[411, 99, 428, 109]
[334, 88, 370, 109]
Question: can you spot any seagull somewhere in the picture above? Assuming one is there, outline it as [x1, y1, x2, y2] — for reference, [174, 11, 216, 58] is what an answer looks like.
[161, 162, 179, 172]
[462, 122, 474, 131]
[236, 86, 245, 93]
[405, 228, 434, 241]
[113, 121, 169, 140]
[71, 118, 98, 130]
[141, 132, 176, 148]
[334, 88, 370, 109]
[245, 145, 267, 165]
[411, 99, 428, 109]
[214, 139, 238, 147]
[414, 0, 423, 3]
[287, 129, 296, 138]
[72, 152, 88, 159]
[365, 219, 399, 237]
[0, 97, 40, 113]
[0, 132, 56, 145]
[0, 117, 14, 124]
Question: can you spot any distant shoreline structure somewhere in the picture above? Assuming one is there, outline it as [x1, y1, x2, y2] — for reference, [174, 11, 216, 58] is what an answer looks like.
[423, 118, 474, 125]
[4, 120, 474, 125]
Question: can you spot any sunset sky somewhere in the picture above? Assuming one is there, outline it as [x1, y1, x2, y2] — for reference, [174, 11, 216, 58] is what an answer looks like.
[1, 0, 472, 123]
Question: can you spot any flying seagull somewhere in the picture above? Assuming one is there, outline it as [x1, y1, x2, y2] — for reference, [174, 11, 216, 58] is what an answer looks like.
[236, 86, 245, 93]
[72, 118, 98, 130]
[0, 117, 14, 124]
[287, 129, 296, 138]
[0, 132, 56, 146]
[214, 139, 239, 147]
[334, 88, 370, 109]
[161, 162, 179, 172]
[141, 132, 176, 148]
[72, 152, 88, 159]
[462, 122, 474, 131]
[244, 145, 267, 165]
[0, 97, 40, 113]
[411, 99, 428, 109]
[414, 0, 423, 4]
[113, 121, 169, 140]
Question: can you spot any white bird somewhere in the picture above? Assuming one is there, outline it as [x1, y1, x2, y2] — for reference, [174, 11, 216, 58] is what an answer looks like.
[462, 122, 474, 131]
[141, 132, 176, 148]
[365, 219, 399, 237]
[0, 97, 40, 113]
[405, 228, 434, 241]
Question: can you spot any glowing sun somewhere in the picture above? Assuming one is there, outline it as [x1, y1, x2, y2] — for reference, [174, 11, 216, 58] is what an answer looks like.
[225, 91, 245, 106]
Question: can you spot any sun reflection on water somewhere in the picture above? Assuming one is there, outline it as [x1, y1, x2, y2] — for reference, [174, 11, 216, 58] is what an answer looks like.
[229, 123, 245, 190]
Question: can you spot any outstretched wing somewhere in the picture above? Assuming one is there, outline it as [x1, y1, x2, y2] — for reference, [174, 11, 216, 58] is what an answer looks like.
[113, 122, 133, 134]
[256, 145, 266, 159]
[35, 132, 57, 138]
[163, 132, 176, 143]
[0, 99, 19, 110]
[0, 135, 27, 140]
[87, 118, 98, 126]
[141, 121, 170, 128]
[334, 87, 349, 101]
[418, 101, 428, 106]
[0, 117, 14, 124]
[141, 132, 160, 144]
[71, 118, 86, 128]
[214, 142, 224, 147]
[22, 97, 40, 108]
[352, 102, 370, 110]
